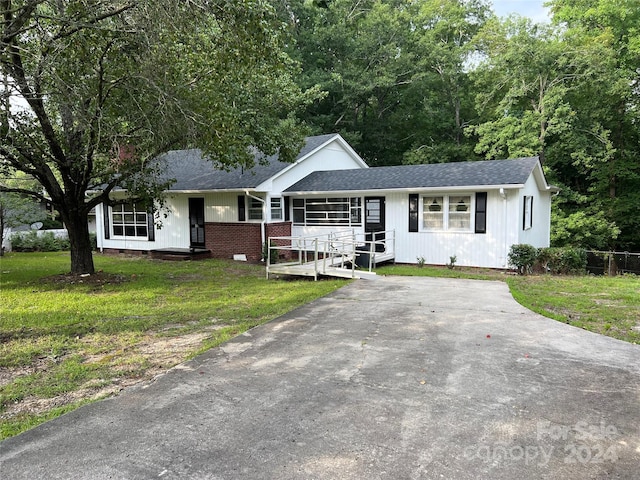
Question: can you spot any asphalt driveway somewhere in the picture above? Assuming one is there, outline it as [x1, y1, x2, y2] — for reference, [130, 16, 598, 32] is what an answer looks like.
[1, 276, 639, 479]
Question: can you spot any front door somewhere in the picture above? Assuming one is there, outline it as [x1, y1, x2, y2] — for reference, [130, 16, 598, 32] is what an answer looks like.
[189, 198, 205, 248]
[364, 196, 385, 252]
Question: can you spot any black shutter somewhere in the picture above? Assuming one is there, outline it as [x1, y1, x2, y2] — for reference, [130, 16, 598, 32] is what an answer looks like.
[284, 196, 290, 222]
[408, 194, 419, 232]
[147, 207, 155, 241]
[103, 204, 110, 239]
[475, 192, 487, 234]
[238, 195, 246, 221]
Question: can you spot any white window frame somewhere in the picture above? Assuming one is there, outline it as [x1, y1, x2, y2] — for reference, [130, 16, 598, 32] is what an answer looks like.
[270, 197, 283, 220]
[248, 197, 263, 221]
[292, 197, 363, 226]
[420, 194, 472, 232]
[523, 195, 533, 230]
[110, 202, 149, 239]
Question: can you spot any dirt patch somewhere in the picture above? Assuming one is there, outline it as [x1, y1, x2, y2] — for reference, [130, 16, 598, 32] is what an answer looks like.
[0, 330, 216, 422]
[40, 271, 128, 287]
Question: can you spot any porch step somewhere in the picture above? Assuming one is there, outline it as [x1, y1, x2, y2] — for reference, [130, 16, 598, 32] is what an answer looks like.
[150, 248, 212, 261]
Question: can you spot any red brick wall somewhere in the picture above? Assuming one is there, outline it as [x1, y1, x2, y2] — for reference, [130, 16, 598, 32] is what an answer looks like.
[265, 222, 292, 240]
[204, 222, 293, 262]
[265, 222, 293, 261]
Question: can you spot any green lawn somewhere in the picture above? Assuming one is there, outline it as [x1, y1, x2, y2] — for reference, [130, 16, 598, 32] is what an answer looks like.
[0, 252, 347, 439]
[1, 254, 638, 440]
[506, 275, 640, 344]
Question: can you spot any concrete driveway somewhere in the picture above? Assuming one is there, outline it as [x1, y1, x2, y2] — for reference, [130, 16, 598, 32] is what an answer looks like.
[1, 276, 639, 479]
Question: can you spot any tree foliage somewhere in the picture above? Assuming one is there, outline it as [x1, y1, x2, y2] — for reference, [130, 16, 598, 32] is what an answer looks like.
[2, 0, 640, 266]
[1, 0, 314, 273]
[281, 0, 489, 165]
[547, 0, 640, 250]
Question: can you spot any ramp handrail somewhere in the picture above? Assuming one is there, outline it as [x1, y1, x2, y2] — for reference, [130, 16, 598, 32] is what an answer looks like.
[266, 229, 395, 279]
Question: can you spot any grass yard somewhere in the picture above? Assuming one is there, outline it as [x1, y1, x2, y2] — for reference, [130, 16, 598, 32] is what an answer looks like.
[1, 255, 638, 441]
[0, 252, 347, 440]
[378, 264, 640, 345]
[506, 275, 640, 344]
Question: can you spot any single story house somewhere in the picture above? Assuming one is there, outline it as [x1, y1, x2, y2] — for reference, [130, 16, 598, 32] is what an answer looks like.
[95, 133, 558, 269]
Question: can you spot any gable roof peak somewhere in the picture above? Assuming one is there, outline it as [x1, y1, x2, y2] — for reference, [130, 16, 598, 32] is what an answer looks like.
[159, 134, 358, 191]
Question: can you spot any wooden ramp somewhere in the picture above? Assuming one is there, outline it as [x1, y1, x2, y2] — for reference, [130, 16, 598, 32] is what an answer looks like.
[266, 230, 394, 281]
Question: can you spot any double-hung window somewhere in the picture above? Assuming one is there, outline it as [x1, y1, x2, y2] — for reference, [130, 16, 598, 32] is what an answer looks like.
[111, 202, 148, 238]
[248, 197, 263, 220]
[422, 195, 471, 231]
[270, 197, 283, 220]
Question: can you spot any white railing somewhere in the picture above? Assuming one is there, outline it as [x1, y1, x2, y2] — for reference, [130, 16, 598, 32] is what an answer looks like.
[266, 229, 395, 280]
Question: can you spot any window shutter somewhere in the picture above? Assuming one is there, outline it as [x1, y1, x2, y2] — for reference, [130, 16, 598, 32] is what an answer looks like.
[408, 194, 419, 232]
[238, 195, 246, 221]
[147, 207, 155, 242]
[284, 197, 290, 222]
[103, 204, 110, 239]
[475, 192, 487, 234]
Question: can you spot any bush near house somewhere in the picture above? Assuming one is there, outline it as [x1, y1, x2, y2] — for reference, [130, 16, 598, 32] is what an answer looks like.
[10, 231, 70, 252]
[9, 231, 97, 252]
[507, 244, 539, 274]
[537, 247, 587, 275]
[508, 244, 588, 275]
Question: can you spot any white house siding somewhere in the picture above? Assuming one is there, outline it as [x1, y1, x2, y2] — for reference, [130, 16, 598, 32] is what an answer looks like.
[261, 140, 368, 194]
[97, 191, 269, 252]
[286, 189, 536, 269]
[385, 191, 519, 269]
[202, 192, 245, 223]
[96, 197, 188, 251]
[517, 174, 552, 248]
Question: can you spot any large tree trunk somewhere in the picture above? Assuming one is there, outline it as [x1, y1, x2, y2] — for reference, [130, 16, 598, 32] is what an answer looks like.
[64, 210, 95, 275]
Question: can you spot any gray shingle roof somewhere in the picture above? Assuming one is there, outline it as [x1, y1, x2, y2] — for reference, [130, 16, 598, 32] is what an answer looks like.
[160, 134, 340, 191]
[284, 157, 542, 193]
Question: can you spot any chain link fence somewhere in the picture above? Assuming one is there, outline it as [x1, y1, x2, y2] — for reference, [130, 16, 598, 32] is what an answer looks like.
[586, 251, 640, 276]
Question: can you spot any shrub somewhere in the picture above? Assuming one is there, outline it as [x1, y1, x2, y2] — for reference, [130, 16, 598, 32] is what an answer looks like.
[508, 244, 538, 274]
[447, 255, 457, 270]
[10, 231, 70, 252]
[262, 241, 278, 264]
[537, 247, 587, 275]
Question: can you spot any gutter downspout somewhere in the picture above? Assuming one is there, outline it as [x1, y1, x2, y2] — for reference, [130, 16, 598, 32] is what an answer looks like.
[500, 188, 508, 268]
[245, 190, 266, 250]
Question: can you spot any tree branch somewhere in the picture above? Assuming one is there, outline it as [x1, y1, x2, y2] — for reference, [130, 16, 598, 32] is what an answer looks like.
[0, 184, 49, 203]
[51, 2, 137, 41]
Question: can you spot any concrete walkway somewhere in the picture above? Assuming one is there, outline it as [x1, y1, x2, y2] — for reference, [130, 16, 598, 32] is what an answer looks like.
[1, 277, 639, 479]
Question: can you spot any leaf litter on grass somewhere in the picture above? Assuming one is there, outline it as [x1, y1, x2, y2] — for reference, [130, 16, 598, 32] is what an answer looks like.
[0, 328, 222, 424]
